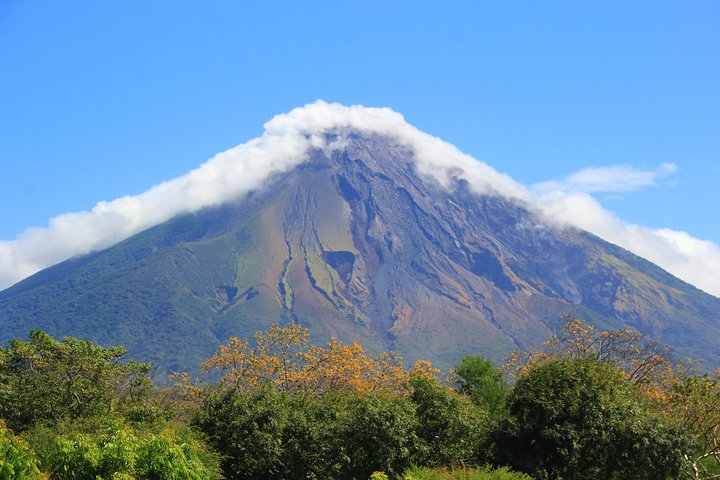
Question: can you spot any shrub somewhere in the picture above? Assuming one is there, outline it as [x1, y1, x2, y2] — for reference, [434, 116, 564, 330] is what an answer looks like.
[453, 356, 510, 421]
[0, 330, 160, 432]
[492, 358, 690, 480]
[193, 386, 421, 479]
[37, 422, 220, 480]
[0, 420, 43, 479]
[401, 465, 532, 479]
[411, 377, 489, 467]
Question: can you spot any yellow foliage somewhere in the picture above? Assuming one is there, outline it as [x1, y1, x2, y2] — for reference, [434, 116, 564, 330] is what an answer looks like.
[502, 317, 689, 401]
[411, 359, 441, 380]
[168, 371, 200, 395]
[503, 317, 720, 479]
[197, 323, 436, 395]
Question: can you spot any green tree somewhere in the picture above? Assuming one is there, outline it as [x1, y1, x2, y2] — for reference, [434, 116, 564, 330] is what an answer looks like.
[193, 386, 421, 479]
[493, 358, 690, 480]
[37, 422, 220, 480]
[338, 391, 420, 479]
[666, 371, 720, 479]
[192, 387, 298, 479]
[0, 330, 159, 432]
[453, 355, 509, 420]
[411, 377, 489, 468]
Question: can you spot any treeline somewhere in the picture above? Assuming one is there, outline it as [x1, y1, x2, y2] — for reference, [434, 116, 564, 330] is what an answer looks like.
[1, 320, 720, 479]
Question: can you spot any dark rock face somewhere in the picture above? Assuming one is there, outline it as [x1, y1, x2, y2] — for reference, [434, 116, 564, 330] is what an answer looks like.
[1, 134, 719, 373]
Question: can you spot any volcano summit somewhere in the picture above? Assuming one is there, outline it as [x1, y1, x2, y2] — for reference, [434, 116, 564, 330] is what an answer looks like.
[1, 103, 719, 373]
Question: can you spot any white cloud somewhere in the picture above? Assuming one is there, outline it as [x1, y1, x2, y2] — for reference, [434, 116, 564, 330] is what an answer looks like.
[532, 162, 678, 195]
[1, 100, 719, 298]
[538, 192, 720, 296]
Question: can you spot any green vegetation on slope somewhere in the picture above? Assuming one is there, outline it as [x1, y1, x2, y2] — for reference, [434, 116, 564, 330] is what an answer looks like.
[2, 321, 720, 479]
[3, 149, 720, 377]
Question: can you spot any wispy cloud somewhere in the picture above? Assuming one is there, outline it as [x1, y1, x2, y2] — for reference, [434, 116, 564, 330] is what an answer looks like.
[0, 101, 718, 298]
[528, 161, 720, 295]
[537, 191, 720, 297]
[532, 163, 677, 195]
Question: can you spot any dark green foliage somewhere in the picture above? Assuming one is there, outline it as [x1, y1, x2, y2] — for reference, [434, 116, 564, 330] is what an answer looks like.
[192, 387, 299, 479]
[338, 391, 420, 479]
[0, 331, 220, 479]
[193, 387, 421, 479]
[0, 330, 163, 432]
[410, 377, 489, 468]
[453, 356, 509, 420]
[2, 328, 712, 480]
[193, 380, 495, 479]
[492, 358, 690, 480]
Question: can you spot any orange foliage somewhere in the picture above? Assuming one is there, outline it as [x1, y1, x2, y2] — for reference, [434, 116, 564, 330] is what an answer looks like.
[411, 359, 442, 380]
[167, 371, 204, 400]
[503, 317, 689, 400]
[502, 318, 720, 478]
[196, 323, 437, 395]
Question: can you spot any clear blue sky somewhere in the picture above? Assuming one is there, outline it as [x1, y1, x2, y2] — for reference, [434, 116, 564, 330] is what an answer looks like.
[1, 0, 718, 246]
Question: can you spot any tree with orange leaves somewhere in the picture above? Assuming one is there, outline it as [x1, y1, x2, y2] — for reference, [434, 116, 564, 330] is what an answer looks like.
[501, 317, 720, 478]
[201, 323, 309, 390]
[502, 317, 689, 400]
[193, 323, 437, 396]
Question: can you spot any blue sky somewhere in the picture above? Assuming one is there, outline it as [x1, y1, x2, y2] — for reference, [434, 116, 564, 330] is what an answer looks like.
[1, 1, 718, 291]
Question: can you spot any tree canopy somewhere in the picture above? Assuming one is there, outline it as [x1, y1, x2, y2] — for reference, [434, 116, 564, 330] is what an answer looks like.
[4, 320, 720, 480]
[0, 330, 157, 432]
[494, 357, 690, 479]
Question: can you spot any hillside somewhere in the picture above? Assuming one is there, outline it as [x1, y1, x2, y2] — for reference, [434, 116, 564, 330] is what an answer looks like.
[1, 133, 719, 374]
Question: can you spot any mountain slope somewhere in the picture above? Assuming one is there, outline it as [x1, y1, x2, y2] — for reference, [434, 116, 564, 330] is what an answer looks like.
[2, 133, 719, 374]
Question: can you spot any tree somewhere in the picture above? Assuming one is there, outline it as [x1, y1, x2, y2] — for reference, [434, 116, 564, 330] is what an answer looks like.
[36, 422, 221, 480]
[666, 370, 720, 479]
[191, 387, 300, 479]
[0, 330, 159, 432]
[192, 386, 421, 480]
[503, 318, 688, 401]
[410, 377, 489, 468]
[338, 391, 420, 479]
[453, 356, 510, 421]
[193, 323, 434, 395]
[493, 358, 690, 480]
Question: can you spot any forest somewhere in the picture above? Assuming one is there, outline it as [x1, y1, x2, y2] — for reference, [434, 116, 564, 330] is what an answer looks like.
[1, 319, 720, 480]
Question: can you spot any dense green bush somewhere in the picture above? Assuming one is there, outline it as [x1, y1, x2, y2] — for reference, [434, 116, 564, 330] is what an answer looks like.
[492, 358, 691, 480]
[0, 330, 165, 432]
[0, 331, 221, 480]
[193, 387, 421, 479]
[192, 387, 303, 479]
[35, 422, 221, 480]
[5, 328, 715, 480]
[410, 377, 489, 467]
[453, 356, 509, 421]
[337, 391, 420, 478]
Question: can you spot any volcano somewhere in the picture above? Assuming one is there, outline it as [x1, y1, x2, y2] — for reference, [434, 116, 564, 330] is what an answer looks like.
[1, 107, 719, 375]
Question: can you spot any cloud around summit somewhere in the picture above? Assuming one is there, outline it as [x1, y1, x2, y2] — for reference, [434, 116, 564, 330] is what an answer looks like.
[1, 101, 718, 297]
